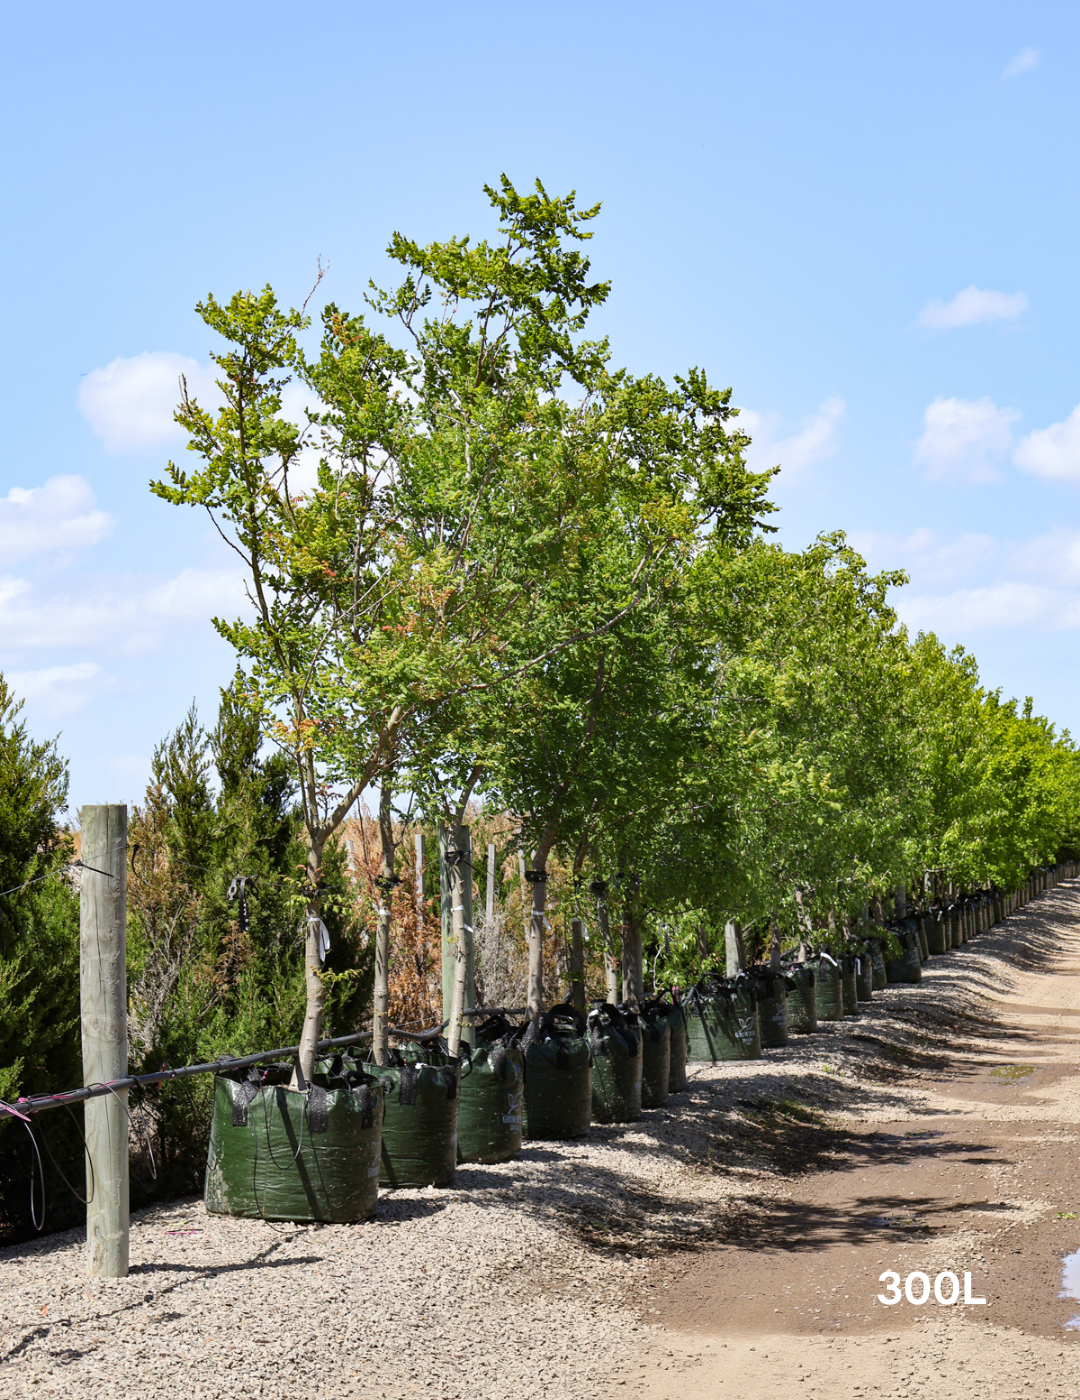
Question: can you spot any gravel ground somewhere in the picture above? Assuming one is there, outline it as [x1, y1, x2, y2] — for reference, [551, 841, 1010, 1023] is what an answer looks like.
[0, 888, 1069, 1399]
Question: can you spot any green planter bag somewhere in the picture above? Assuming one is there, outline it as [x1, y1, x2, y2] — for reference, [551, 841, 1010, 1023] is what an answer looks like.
[840, 955, 859, 1015]
[685, 979, 762, 1062]
[885, 931, 923, 984]
[855, 949, 873, 1001]
[589, 1003, 643, 1123]
[637, 1003, 672, 1108]
[456, 1017, 524, 1165]
[750, 969, 791, 1048]
[204, 1062, 386, 1223]
[951, 906, 963, 948]
[522, 1004, 593, 1141]
[784, 963, 817, 1033]
[926, 909, 950, 956]
[915, 916, 930, 962]
[811, 954, 844, 1021]
[372, 1045, 460, 1188]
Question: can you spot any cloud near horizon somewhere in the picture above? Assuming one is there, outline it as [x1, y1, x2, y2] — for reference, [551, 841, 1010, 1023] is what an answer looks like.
[917, 286, 1028, 333]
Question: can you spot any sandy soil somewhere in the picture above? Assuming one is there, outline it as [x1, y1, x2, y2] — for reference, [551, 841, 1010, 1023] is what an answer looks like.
[2, 884, 1079, 1399]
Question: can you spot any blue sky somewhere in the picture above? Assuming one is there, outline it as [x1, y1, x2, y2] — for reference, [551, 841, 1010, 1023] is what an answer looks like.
[2, 1, 1079, 809]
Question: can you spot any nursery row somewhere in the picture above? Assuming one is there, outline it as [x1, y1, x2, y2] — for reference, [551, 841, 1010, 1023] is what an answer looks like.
[202, 864, 1072, 1224]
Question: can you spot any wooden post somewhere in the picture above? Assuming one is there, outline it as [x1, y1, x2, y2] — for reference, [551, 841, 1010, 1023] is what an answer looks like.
[486, 842, 496, 928]
[80, 804, 128, 1278]
[725, 920, 745, 976]
[570, 916, 585, 1016]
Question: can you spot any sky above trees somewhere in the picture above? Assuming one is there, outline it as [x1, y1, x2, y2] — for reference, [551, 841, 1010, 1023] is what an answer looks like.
[2, 0, 1079, 806]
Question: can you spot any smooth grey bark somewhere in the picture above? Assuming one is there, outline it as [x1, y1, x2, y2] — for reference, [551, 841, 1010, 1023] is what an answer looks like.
[372, 778, 395, 1066]
[725, 920, 746, 976]
[570, 917, 586, 1016]
[595, 884, 619, 1004]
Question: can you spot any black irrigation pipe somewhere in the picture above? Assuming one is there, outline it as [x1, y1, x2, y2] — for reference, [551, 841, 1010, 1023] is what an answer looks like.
[5, 1006, 531, 1120]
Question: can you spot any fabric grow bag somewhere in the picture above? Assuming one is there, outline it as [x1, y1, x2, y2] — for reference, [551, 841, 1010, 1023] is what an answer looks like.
[638, 1004, 672, 1108]
[456, 1018, 524, 1165]
[926, 909, 950, 956]
[951, 907, 964, 948]
[811, 954, 844, 1021]
[589, 1003, 643, 1123]
[855, 950, 873, 1002]
[684, 980, 762, 1062]
[840, 955, 859, 1015]
[916, 916, 930, 963]
[784, 963, 817, 1033]
[522, 1004, 593, 1141]
[372, 1046, 460, 1188]
[885, 932, 923, 984]
[750, 969, 791, 1048]
[204, 1062, 385, 1223]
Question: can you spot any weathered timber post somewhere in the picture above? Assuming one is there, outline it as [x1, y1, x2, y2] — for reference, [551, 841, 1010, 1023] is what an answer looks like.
[570, 916, 586, 1017]
[80, 804, 128, 1278]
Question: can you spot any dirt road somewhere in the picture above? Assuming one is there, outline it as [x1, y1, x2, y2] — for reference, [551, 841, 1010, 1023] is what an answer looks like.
[610, 884, 1080, 1399]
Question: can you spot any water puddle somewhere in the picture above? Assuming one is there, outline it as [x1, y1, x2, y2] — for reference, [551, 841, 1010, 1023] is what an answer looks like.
[1061, 1246, 1080, 1328]
[991, 1064, 1035, 1081]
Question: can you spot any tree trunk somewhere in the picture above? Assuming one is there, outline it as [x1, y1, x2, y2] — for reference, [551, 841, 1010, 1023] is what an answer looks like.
[725, 920, 745, 976]
[294, 833, 327, 1088]
[445, 824, 473, 1055]
[595, 884, 619, 1004]
[526, 835, 555, 1024]
[570, 916, 585, 1016]
[372, 778, 394, 1066]
[621, 898, 642, 1008]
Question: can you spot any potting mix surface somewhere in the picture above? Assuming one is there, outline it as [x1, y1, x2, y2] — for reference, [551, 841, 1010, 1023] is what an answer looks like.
[3, 886, 1080, 1399]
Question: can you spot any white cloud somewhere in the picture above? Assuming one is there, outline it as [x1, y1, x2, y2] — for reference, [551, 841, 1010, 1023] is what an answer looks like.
[740, 394, 845, 484]
[898, 581, 1080, 634]
[0, 564, 251, 658]
[917, 286, 1029, 332]
[1013, 404, 1080, 482]
[915, 396, 1020, 483]
[848, 527, 996, 585]
[77, 351, 219, 452]
[1003, 48, 1042, 78]
[6, 663, 108, 717]
[0, 475, 115, 564]
[1008, 526, 1080, 586]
